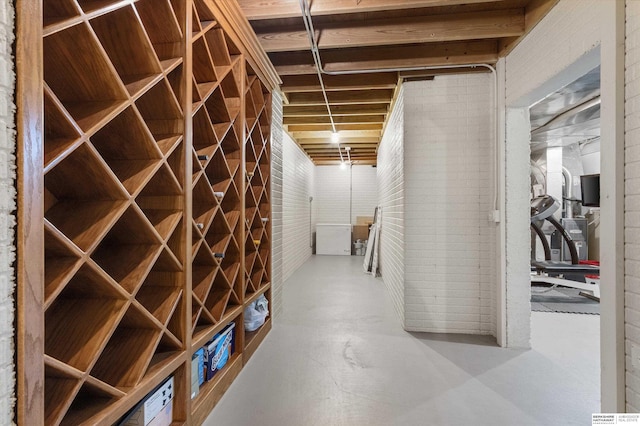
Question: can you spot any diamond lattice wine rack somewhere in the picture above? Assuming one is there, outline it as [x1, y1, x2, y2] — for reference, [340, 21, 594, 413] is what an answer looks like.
[18, 0, 280, 424]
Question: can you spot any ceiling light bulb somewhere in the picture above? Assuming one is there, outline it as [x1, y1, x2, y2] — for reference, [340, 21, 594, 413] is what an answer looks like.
[340, 161, 347, 170]
[331, 132, 340, 143]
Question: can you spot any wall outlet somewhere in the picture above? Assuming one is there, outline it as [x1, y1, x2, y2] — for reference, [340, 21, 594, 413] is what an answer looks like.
[632, 344, 640, 370]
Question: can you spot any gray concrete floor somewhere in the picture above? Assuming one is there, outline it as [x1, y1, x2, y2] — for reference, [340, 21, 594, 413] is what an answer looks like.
[205, 256, 600, 426]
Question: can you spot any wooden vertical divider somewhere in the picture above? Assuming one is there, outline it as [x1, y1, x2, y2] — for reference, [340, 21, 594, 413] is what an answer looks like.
[17, 0, 45, 423]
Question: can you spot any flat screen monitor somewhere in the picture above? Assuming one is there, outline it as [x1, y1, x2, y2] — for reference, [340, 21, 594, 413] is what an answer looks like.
[580, 174, 600, 207]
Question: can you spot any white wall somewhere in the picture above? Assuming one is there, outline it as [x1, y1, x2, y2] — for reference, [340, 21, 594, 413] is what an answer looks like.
[626, 0, 640, 412]
[403, 75, 495, 334]
[0, 1, 14, 422]
[314, 165, 377, 225]
[377, 87, 405, 325]
[502, 0, 608, 349]
[282, 133, 315, 281]
[504, 0, 626, 408]
[270, 91, 284, 318]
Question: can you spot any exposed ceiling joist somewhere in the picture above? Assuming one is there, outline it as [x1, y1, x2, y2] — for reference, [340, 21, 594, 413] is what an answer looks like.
[286, 123, 383, 132]
[283, 115, 386, 125]
[290, 129, 382, 139]
[314, 160, 377, 166]
[298, 143, 380, 149]
[257, 9, 524, 52]
[296, 137, 381, 144]
[239, 0, 559, 166]
[237, 0, 506, 20]
[287, 89, 393, 105]
[283, 104, 389, 117]
[281, 73, 398, 92]
[270, 40, 498, 75]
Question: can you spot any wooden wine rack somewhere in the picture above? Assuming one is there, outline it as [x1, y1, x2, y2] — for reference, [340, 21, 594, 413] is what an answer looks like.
[16, 0, 280, 424]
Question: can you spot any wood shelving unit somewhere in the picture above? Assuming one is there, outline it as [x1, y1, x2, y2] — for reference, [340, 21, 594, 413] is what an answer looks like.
[17, 0, 280, 424]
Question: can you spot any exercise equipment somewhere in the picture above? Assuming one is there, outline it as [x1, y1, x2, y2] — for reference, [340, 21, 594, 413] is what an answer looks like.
[530, 195, 600, 300]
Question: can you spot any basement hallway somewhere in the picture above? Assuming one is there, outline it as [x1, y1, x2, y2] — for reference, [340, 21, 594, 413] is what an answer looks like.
[205, 256, 599, 426]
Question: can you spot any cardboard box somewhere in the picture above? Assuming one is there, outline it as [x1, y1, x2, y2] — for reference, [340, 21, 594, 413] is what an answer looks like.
[122, 376, 173, 426]
[191, 348, 204, 399]
[356, 216, 374, 226]
[352, 225, 370, 241]
[204, 322, 235, 381]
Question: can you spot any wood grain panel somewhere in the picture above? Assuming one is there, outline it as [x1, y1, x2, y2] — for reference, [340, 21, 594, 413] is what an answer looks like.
[239, 0, 505, 20]
[270, 40, 498, 74]
[258, 9, 524, 52]
[17, 0, 45, 423]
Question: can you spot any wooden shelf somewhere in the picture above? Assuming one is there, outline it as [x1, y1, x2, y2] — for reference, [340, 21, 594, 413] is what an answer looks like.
[27, 0, 277, 424]
[89, 5, 164, 97]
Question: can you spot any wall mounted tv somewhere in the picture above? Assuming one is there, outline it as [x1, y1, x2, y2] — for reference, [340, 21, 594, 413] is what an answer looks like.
[580, 174, 600, 207]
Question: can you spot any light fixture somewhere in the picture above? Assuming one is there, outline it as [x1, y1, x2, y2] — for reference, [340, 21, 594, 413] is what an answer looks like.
[331, 132, 340, 143]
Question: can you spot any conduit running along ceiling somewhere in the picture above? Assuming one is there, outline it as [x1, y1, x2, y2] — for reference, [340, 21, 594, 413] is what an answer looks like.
[238, 0, 560, 165]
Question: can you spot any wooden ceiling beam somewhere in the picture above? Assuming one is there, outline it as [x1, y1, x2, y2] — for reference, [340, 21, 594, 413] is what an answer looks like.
[238, 0, 505, 20]
[290, 129, 382, 139]
[257, 9, 524, 52]
[297, 137, 380, 144]
[309, 153, 377, 158]
[315, 160, 377, 166]
[304, 146, 378, 151]
[270, 40, 498, 75]
[284, 115, 386, 125]
[499, 0, 560, 56]
[287, 89, 393, 105]
[287, 123, 383, 132]
[399, 66, 491, 79]
[281, 73, 398, 92]
[299, 144, 380, 150]
[284, 104, 390, 117]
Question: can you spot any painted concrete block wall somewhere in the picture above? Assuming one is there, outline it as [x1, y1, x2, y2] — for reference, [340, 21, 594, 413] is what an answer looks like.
[351, 166, 378, 221]
[0, 1, 14, 422]
[282, 133, 315, 281]
[314, 165, 377, 225]
[502, 0, 607, 348]
[403, 75, 495, 334]
[505, 0, 605, 107]
[625, 0, 640, 412]
[270, 91, 284, 318]
[377, 87, 405, 325]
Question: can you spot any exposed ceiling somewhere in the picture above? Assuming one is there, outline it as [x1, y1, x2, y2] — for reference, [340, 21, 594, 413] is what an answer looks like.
[529, 66, 601, 151]
[238, 0, 559, 165]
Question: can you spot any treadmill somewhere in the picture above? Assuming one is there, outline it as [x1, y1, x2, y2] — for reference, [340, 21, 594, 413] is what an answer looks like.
[530, 195, 600, 300]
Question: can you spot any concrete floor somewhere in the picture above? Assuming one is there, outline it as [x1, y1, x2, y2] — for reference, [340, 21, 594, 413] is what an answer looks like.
[205, 256, 600, 426]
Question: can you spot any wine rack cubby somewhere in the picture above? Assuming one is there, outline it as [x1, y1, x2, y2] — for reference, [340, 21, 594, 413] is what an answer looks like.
[19, 0, 280, 424]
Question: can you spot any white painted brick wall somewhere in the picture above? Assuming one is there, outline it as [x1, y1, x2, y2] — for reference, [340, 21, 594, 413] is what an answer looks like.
[270, 91, 284, 318]
[502, 0, 607, 348]
[314, 165, 377, 225]
[0, 1, 14, 423]
[350, 166, 377, 222]
[505, 0, 605, 106]
[377, 87, 405, 325]
[282, 133, 315, 281]
[626, 0, 640, 413]
[403, 75, 495, 334]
